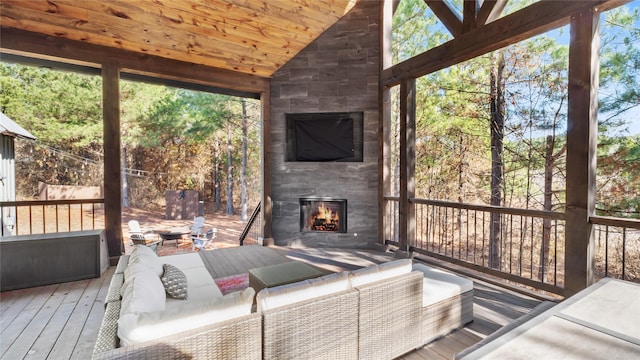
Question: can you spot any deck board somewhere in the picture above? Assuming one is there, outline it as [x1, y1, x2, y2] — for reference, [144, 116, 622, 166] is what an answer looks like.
[0, 246, 546, 360]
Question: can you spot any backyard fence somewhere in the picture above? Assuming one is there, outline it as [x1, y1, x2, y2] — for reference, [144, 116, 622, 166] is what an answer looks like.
[0, 199, 105, 237]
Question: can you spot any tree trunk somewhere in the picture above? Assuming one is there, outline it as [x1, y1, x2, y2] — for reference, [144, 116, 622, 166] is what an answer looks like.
[457, 134, 464, 229]
[226, 119, 234, 215]
[489, 52, 506, 270]
[121, 145, 128, 208]
[241, 99, 248, 222]
[214, 139, 221, 211]
[540, 135, 554, 281]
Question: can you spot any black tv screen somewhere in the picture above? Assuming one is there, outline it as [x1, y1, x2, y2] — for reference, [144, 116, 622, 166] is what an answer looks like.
[294, 118, 354, 161]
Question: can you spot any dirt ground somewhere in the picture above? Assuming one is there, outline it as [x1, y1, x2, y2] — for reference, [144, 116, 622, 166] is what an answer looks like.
[10, 204, 247, 256]
[121, 207, 247, 256]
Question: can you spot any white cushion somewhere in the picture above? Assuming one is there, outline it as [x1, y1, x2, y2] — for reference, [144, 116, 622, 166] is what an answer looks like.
[256, 272, 350, 312]
[117, 288, 255, 346]
[161, 253, 205, 270]
[412, 263, 473, 307]
[115, 255, 130, 274]
[349, 259, 412, 288]
[129, 245, 163, 276]
[308, 271, 350, 293]
[120, 267, 166, 316]
[121, 262, 157, 296]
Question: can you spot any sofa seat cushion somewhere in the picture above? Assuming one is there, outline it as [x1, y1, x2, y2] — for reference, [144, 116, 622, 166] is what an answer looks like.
[257, 271, 349, 312]
[161, 253, 224, 303]
[349, 259, 413, 288]
[161, 253, 205, 270]
[117, 287, 255, 346]
[412, 263, 473, 307]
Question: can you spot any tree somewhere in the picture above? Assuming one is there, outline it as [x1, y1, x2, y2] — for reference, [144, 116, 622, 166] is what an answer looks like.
[241, 99, 248, 222]
[489, 51, 506, 270]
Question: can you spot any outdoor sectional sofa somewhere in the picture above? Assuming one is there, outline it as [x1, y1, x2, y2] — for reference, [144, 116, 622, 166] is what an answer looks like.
[92, 245, 473, 359]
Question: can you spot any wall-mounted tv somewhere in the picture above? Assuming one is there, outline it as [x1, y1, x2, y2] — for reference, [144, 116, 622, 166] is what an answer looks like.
[286, 112, 363, 162]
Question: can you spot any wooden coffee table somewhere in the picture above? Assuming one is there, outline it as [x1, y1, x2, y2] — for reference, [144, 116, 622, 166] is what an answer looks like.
[248, 261, 325, 294]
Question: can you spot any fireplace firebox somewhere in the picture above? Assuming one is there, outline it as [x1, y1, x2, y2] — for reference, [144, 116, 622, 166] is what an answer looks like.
[300, 198, 347, 233]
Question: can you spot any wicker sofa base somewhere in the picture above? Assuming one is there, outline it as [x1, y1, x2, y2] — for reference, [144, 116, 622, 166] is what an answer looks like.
[357, 271, 424, 360]
[421, 289, 474, 345]
[93, 313, 262, 360]
[95, 254, 475, 360]
[262, 290, 359, 360]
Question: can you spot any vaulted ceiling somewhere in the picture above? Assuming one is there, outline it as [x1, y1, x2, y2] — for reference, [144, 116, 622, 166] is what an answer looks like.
[0, 0, 358, 78]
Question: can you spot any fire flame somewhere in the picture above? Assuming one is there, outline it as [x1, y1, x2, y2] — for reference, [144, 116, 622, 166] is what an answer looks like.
[315, 203, 338, 222]
[309, 202, 340, 231]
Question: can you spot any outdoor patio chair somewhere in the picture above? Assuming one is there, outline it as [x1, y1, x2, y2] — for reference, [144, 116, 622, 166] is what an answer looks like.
[130, 233, 161, 254]
[127, 220, 157, 244]
[190, 216, 205, 237]
[191, 228, 217, 251]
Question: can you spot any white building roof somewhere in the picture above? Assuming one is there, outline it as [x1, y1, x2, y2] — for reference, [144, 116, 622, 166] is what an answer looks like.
[0, 112, 36, 140]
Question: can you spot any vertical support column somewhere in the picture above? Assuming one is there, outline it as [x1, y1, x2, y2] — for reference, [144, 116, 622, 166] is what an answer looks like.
[398, 78, 416, 255]
[565, 9, 600, 296]
[380, 87, 392, 246]
[261, 90, 274, 246]
[102, 64, 123, 261]
[379, 0, 393, 246]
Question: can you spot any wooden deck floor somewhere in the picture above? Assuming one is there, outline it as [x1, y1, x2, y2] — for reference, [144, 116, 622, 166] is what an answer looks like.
[1, 246, 545, 360]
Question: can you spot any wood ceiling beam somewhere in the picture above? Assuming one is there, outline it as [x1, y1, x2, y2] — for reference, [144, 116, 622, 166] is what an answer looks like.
[462, 0, 481, 33]
[476, 0, 508, 25]
[424, 0, 463, 38]
[0, 27, 269, 95]
[382, 0, 631, 87]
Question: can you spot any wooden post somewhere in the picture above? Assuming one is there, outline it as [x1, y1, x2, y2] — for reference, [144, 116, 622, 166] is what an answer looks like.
[398, 78, 416, 255]
[379, 0, 393, 246]
[261, 90, 274, 246]
[102, 64, 123, 261]
[565, 9, 600, 296]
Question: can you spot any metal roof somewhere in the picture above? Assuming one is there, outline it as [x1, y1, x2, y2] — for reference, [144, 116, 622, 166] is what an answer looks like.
[0, 112, 36, 140]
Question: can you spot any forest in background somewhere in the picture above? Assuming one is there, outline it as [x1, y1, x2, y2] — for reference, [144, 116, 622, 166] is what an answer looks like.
[0, 0, 637, 225]
[390, 0, 640, 220]
[0, 65, 262, 220]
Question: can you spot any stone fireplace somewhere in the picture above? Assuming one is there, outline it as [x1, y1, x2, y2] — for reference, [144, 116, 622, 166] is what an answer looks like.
[268, 1, 380, 248]
[300, 198, 347, 233]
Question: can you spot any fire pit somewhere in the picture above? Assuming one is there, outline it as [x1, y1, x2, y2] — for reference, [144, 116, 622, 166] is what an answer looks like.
[156, 228, 190, 246]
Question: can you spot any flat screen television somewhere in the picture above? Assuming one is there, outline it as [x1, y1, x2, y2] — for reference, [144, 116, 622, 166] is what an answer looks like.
[286, 112, 363, 162]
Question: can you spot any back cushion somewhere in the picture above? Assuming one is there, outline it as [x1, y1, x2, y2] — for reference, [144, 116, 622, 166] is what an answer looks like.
[257, 272, 350, 312]
[349, 259, 412, 288]
[120, 266, 166, 316]
[128, 245, 163, 276]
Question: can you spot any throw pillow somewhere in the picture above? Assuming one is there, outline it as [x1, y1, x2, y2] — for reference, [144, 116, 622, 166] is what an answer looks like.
[161, 264, 188, 300]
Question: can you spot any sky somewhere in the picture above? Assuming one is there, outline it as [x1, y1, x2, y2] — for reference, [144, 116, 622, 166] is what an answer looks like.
[550, 1, 640, 135]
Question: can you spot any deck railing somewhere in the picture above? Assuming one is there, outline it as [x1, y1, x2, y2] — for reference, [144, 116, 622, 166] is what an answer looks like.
[239, 202, 262, 245]
[384, 197, 640, 294]
[591, 216, 640, 282]
[0, 199, 104, 237]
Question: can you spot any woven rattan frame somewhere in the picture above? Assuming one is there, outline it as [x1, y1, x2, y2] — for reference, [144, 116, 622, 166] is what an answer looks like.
[92, 313, 261, 360]
[355, 271, 424, 360]
[104, 273, 124, 306]
[421, 289, 474, 345]
[261, 289, 359, 360]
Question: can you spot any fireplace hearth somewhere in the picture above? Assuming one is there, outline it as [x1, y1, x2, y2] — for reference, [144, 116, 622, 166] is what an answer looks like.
[300, 198, 347, 233]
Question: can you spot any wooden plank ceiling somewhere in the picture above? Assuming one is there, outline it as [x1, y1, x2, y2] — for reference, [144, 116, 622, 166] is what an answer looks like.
[0, 0, 358, 77]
